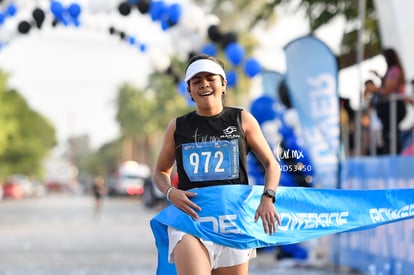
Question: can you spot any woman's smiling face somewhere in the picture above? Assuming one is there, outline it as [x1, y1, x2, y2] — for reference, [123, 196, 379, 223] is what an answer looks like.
[188, 72, 226, 109]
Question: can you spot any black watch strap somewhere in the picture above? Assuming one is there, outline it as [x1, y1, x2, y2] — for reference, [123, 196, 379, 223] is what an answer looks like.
[262, 189, 276, 203]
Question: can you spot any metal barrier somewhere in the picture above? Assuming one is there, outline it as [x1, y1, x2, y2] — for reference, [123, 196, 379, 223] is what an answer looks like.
[347, 93, 414, 157]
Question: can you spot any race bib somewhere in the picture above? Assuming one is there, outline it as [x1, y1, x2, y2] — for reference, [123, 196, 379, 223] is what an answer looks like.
[182, 139, 240, 182]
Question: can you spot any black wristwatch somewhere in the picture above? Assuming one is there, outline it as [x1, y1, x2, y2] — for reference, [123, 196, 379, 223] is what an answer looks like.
[262, 189, 276, 203]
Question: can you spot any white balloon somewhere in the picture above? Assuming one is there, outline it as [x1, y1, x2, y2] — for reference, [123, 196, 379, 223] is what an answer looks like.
[148, 48, 171, 72]
[178, 4, 206, 35]
[205, 14, 221, 26]
[0, 20, 18, 43]
[88, 0, 101, 14]
[88, 0, 117, 14]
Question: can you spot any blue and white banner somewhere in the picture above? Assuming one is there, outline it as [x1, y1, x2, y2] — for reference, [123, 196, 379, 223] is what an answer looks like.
[284, 36, 339, 188]
[150, 184, 414, 274]
[335, 156, 414, 274]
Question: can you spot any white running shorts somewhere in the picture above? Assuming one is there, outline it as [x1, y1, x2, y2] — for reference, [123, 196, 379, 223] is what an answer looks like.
[168, 226, 256, 270]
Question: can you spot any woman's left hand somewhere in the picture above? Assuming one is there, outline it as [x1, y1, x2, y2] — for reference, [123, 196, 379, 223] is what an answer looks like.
[254, 199, 281, 235]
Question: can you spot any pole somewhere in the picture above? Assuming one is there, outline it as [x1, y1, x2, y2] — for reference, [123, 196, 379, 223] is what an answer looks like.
[390, 94, 397, 155]
[354, 0, 367, 156]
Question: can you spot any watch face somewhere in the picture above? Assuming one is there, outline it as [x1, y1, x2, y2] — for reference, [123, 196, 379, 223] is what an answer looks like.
[263, 189, 276, 203]
[265, 189, 275, 197]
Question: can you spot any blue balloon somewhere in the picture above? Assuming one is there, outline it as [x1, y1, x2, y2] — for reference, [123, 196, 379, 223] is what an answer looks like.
[139, 43, 147, 52]
[0, 13, 5, 25]
[244, 58, 261, 78]
[150, 1, 167, 22]
[68, 3, 81, 18]
[160, 19, 170, 31]
[225, 70, 237, 87]
[177, 81, 187, 96]
[72, 17, 80, 27]
[224, 42, 245, 66]
[7, 4, 18, 17]
[201, 43, 217, 56]
[50, 1, 64, 18]
[279, 244, 308, 259]
[278, 123, 295, 139]
[128, 36, 136, 45]
[138, 43, 148, 53]
[168, 3, 182, 24]
[283, 134, 301, 152]
[249, 95, 276, 125]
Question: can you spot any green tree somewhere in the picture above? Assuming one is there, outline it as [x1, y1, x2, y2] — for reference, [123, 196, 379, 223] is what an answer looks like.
[0, 71, 18, 157]
[82, 139, 123, 177]
[0, 88, 56, 177]
[116, 83, 156, 138]
[82, 59, 193, 177]
[115, 62, 191, 166]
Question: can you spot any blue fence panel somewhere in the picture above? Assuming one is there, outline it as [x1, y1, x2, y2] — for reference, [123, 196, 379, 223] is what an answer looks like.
[333, 156, 414, 274]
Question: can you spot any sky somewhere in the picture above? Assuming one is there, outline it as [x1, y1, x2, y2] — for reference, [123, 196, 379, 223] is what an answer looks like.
[0, 0, 185, 151]
[1, 0, 404, 153]
[0, 28, 150, 149]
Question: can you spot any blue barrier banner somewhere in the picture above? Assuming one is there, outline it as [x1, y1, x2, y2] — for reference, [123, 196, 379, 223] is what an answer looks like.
[284, 36, 339, 188]
[150, 184, 414, 274]
[335, 156, 414, 274]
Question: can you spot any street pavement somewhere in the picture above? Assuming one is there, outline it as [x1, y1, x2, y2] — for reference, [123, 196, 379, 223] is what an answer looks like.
[0, 194, 361, 275]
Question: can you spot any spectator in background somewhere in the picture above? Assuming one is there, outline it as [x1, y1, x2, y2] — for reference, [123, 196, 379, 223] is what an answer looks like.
[339, 97, 355, 156]
[370, 48, 407, 154]
[363, 79, 384, 154]
[92, 176, 106, 215]
[400, 79, 414, 153]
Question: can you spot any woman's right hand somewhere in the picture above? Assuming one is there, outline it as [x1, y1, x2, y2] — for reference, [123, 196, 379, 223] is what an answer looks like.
[168, 188, 201, 220]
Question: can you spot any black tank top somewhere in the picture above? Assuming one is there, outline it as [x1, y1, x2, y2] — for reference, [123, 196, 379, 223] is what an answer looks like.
[174, 106, 249, 190]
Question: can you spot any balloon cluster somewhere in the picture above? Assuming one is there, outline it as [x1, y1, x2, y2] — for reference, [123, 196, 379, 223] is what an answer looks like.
[107, 0, 183, 55]
[247, 94, 314, 188]
[117, 0, 182, 31]
[200, 24, 262, 88]
[171, 15, 263, 103]
[17, 7, 48, 34]
[108, 26, 147, 53]
[8, 1, 82, 36]
[0, 0, 263, 103]
[50, 1, 82, 27]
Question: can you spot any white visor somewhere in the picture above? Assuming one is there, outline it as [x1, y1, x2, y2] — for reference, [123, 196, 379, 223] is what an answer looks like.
[184, 59, 226, 82]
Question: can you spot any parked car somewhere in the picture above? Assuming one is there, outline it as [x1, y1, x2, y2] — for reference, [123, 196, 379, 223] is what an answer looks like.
[3, 174, 33, 199]
[142, 171, 178, 208]
[31, 180, 47, 197]
[142, 177, 165, 208]
[107, 161, 151, 197]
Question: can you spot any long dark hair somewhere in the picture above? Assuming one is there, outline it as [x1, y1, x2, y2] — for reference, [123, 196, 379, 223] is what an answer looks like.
[382, 48, 406, 84]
